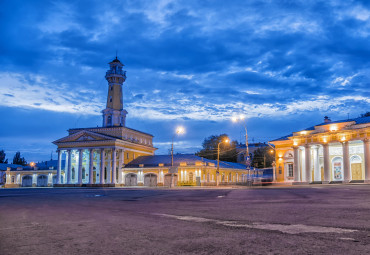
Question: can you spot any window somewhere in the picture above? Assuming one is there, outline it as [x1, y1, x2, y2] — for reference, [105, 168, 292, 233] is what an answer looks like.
[11, 176, 15, 183]
[126, 152, 129, 159]
[110, 86, 113, 91]
[107, 116, 112, 126]
[288, 164, 293, 177]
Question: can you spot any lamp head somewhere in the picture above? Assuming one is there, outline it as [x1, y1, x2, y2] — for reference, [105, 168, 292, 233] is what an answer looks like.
[176, 126, 185, 134]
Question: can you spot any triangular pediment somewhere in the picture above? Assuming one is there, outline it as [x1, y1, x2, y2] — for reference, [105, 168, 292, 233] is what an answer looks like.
[53, 130, 116, 144]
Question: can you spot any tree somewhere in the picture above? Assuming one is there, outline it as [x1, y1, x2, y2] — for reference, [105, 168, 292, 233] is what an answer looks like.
[0, 150, 8, 164]
[251, 147, 275, 168]
[196, 134, 238, 162]
[360, 112, 370, 117]
[12, 151, 27, 166]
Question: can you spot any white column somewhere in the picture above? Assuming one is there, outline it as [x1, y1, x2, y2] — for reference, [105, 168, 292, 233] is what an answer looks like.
[304, 144, 311, 182]
[342, 142, 350, 182]
[323, 143, 330, 183]
[89, 149, 94, 184]
[100, 149, 105, 184]
[293, 147, 300, 182]
[118, 149, 124, 184]
[364, 139, 370, 182]
[107, 150, 111, 184]
[67, 149, 72, 184]
[112, 148, 117, 184]
[64, 150, 69, 184]
[78, 149, 83, 185]
[313, 146, 320, 181]
[57, 150, 62, 184]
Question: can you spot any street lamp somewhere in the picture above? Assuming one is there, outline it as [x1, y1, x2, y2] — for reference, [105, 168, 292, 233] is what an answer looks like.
[216, 137, 229, 186]
[170, 126, 185, 188]
[232, 115, 250, 182]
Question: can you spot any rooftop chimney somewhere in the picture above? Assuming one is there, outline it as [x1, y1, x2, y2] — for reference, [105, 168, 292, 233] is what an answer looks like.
[324, 116, 331, 123]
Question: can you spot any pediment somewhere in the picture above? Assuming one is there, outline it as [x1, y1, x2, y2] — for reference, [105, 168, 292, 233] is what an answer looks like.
[53, 130, 116, 144]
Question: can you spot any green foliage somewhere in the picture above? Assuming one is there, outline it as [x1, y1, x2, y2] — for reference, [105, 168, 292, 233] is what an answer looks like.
[12, 151, 27, 166]
[251, 147, 275, 168]
[0, 150, 8, 164]
[360, 112, 370, 117]
[196, 134, 238, 162]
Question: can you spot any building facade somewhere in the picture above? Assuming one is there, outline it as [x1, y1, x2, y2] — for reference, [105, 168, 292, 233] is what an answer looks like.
[270, 116, 370, 184]
[52, 58, 156, 187]
[123, 154, 249, 186]
[2, 163, 57, 188]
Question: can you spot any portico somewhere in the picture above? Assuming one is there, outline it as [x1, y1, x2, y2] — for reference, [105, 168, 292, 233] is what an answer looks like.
[271, 116, 370, 184]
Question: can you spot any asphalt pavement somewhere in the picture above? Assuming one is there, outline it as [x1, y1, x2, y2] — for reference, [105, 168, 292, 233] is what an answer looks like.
[1, 185, 370, 254]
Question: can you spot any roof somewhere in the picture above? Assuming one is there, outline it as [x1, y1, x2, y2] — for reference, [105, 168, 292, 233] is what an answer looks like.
[0, 163, 24, 171]
[270, 115, 370, 142]
[68, 126, 154, 137]
[124, 154, 247, 170]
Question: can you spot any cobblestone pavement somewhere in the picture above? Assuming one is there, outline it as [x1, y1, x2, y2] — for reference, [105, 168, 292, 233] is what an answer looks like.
[1, 185, 370, 254]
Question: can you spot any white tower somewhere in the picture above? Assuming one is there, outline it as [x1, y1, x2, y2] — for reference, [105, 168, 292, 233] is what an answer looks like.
[102, 57, 128, 127]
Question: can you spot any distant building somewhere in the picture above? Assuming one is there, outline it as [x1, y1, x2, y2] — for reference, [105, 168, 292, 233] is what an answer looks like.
[269, 116, 370, 183]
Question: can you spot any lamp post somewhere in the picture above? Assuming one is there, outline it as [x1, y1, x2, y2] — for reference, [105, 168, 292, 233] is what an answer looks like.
[232, 115, 250, 183]
[170, 126, 185, 188]
[216, 138, 229, 186]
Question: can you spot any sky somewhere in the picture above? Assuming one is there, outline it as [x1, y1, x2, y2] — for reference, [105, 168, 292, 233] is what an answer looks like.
[0, 0, 370, 162]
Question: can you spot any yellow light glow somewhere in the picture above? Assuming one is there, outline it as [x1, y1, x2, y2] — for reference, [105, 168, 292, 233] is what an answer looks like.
[300, 131, 307, 135]
[224, 138, 230, 143]
[330, 125, 337, 132]
[270, 150, 274, 153]
[176, 126, 185, 134]
[323, 137, 327, 143]
[341, 136, 346, 141]
[293, 140, 298, 146]
[30, 162, 35, 167]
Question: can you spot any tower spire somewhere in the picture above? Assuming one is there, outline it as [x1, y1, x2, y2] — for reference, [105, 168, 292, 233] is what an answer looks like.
[102, 57, 128, 127]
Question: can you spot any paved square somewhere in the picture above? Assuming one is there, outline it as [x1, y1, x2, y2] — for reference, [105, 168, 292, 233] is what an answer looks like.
[1, 185, 370, 254]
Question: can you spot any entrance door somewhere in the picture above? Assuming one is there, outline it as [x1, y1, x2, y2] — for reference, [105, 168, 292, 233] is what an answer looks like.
[125, 174, 137, 186]
[164, 174, 177, 187]
[22, 175, 32, 187]
[351, 163, 362, 180]
[144, 174, 157, 187]
[37, 175, 48, 187]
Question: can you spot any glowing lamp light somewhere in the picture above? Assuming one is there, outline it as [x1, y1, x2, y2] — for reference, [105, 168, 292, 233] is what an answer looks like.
[224, 139, 230, 143]
[341, 136, 346, 141]
[300, 131, 307, 135]
[30, 162, 35, 167]
[323, 137, 327, 143]
[330, 125, 337, 132]
[293, 141, 298, 146]
[270, 150, 274, 153]
[176, 126, 185, 134]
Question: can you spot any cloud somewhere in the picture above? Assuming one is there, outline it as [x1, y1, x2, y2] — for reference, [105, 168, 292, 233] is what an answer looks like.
[0, 72, 103, 115]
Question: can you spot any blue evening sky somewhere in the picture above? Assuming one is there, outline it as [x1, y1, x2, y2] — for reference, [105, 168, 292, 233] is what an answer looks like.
[0, 0, 369, 162]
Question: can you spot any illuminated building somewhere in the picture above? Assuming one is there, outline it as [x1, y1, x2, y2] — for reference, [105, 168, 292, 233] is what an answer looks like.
[270, 116, 370, 183]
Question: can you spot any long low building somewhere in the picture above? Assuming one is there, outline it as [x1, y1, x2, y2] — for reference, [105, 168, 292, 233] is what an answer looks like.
[123, 154, 249, 186]
[2, 163, 57, 188]
[270, 116, 370, 184]
[2, 155, 248, 187]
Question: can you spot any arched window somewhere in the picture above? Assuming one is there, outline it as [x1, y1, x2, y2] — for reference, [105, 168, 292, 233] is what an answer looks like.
[332, 157, 343, 181]
[107, 116, 112, 126]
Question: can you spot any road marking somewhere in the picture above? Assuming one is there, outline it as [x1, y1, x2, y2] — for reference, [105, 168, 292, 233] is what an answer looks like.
[155, 214, 357, 234]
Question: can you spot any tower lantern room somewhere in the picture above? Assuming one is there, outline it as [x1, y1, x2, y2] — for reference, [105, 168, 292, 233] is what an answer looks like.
[102, 57, 128, 127]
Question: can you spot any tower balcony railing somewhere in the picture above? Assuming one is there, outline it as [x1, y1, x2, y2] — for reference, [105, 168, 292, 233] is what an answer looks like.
[105, 70, 126, 76]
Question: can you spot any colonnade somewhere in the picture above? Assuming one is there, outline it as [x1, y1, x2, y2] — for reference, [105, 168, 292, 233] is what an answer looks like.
[292, 139, 370, 183]
[56, 147, 126, 185]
